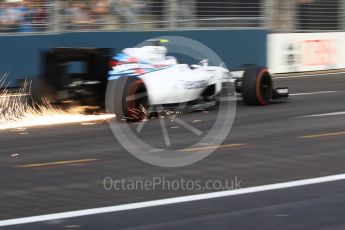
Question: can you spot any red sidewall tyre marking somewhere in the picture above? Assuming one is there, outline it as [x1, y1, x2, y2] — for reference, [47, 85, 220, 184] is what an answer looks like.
[127, 79, 144, 119]
[255, 68, 270, 105]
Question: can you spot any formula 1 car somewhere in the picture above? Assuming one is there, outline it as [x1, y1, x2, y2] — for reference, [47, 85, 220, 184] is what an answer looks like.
[32, 43, 288, 120]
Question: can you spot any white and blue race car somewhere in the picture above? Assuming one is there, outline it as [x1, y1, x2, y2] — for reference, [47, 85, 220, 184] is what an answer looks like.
[30, 43, 288, 119]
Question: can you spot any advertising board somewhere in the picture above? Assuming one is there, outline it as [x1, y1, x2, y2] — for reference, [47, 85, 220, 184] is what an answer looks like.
[268, 32, 345, 73]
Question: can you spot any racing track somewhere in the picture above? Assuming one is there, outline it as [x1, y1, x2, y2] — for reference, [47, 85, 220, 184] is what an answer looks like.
[1, 73, 345, 229]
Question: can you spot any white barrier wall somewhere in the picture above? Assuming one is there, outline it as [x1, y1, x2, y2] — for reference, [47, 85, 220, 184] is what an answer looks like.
[268, 32, 345, 73]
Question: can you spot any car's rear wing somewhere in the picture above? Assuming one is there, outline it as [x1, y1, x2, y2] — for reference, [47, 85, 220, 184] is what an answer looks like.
[33, 48, 114, 107]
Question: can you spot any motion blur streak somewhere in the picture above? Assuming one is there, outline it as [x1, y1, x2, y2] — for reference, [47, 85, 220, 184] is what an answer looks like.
[180, 143, 245, 152]
[0, 76, 115, 130]
[16, 158, 100, 168]
[298, 131, 345, 139]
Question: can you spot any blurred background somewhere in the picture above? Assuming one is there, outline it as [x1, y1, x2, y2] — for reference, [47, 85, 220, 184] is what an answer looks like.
[1, 1, 345, 229]
[0, 0, 343, 33]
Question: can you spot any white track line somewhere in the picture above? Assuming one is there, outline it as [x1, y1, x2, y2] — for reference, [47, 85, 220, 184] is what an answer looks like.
[1, 173, 345, 227]
[290, 91, 340, 96]
[299, 111, 345, 118]
[274, 71, 345, 79]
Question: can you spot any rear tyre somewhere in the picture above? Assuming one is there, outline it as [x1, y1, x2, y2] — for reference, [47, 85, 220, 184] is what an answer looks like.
[106, 76, 148, 121]
[242, 66, 273, 105]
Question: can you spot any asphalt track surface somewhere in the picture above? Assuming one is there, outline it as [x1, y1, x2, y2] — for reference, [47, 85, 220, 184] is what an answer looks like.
[1, 73, 345, 229]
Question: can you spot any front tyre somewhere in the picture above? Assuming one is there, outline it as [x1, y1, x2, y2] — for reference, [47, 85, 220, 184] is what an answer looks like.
[242, 66, 273, 105]
[106, 76, 148, 121]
